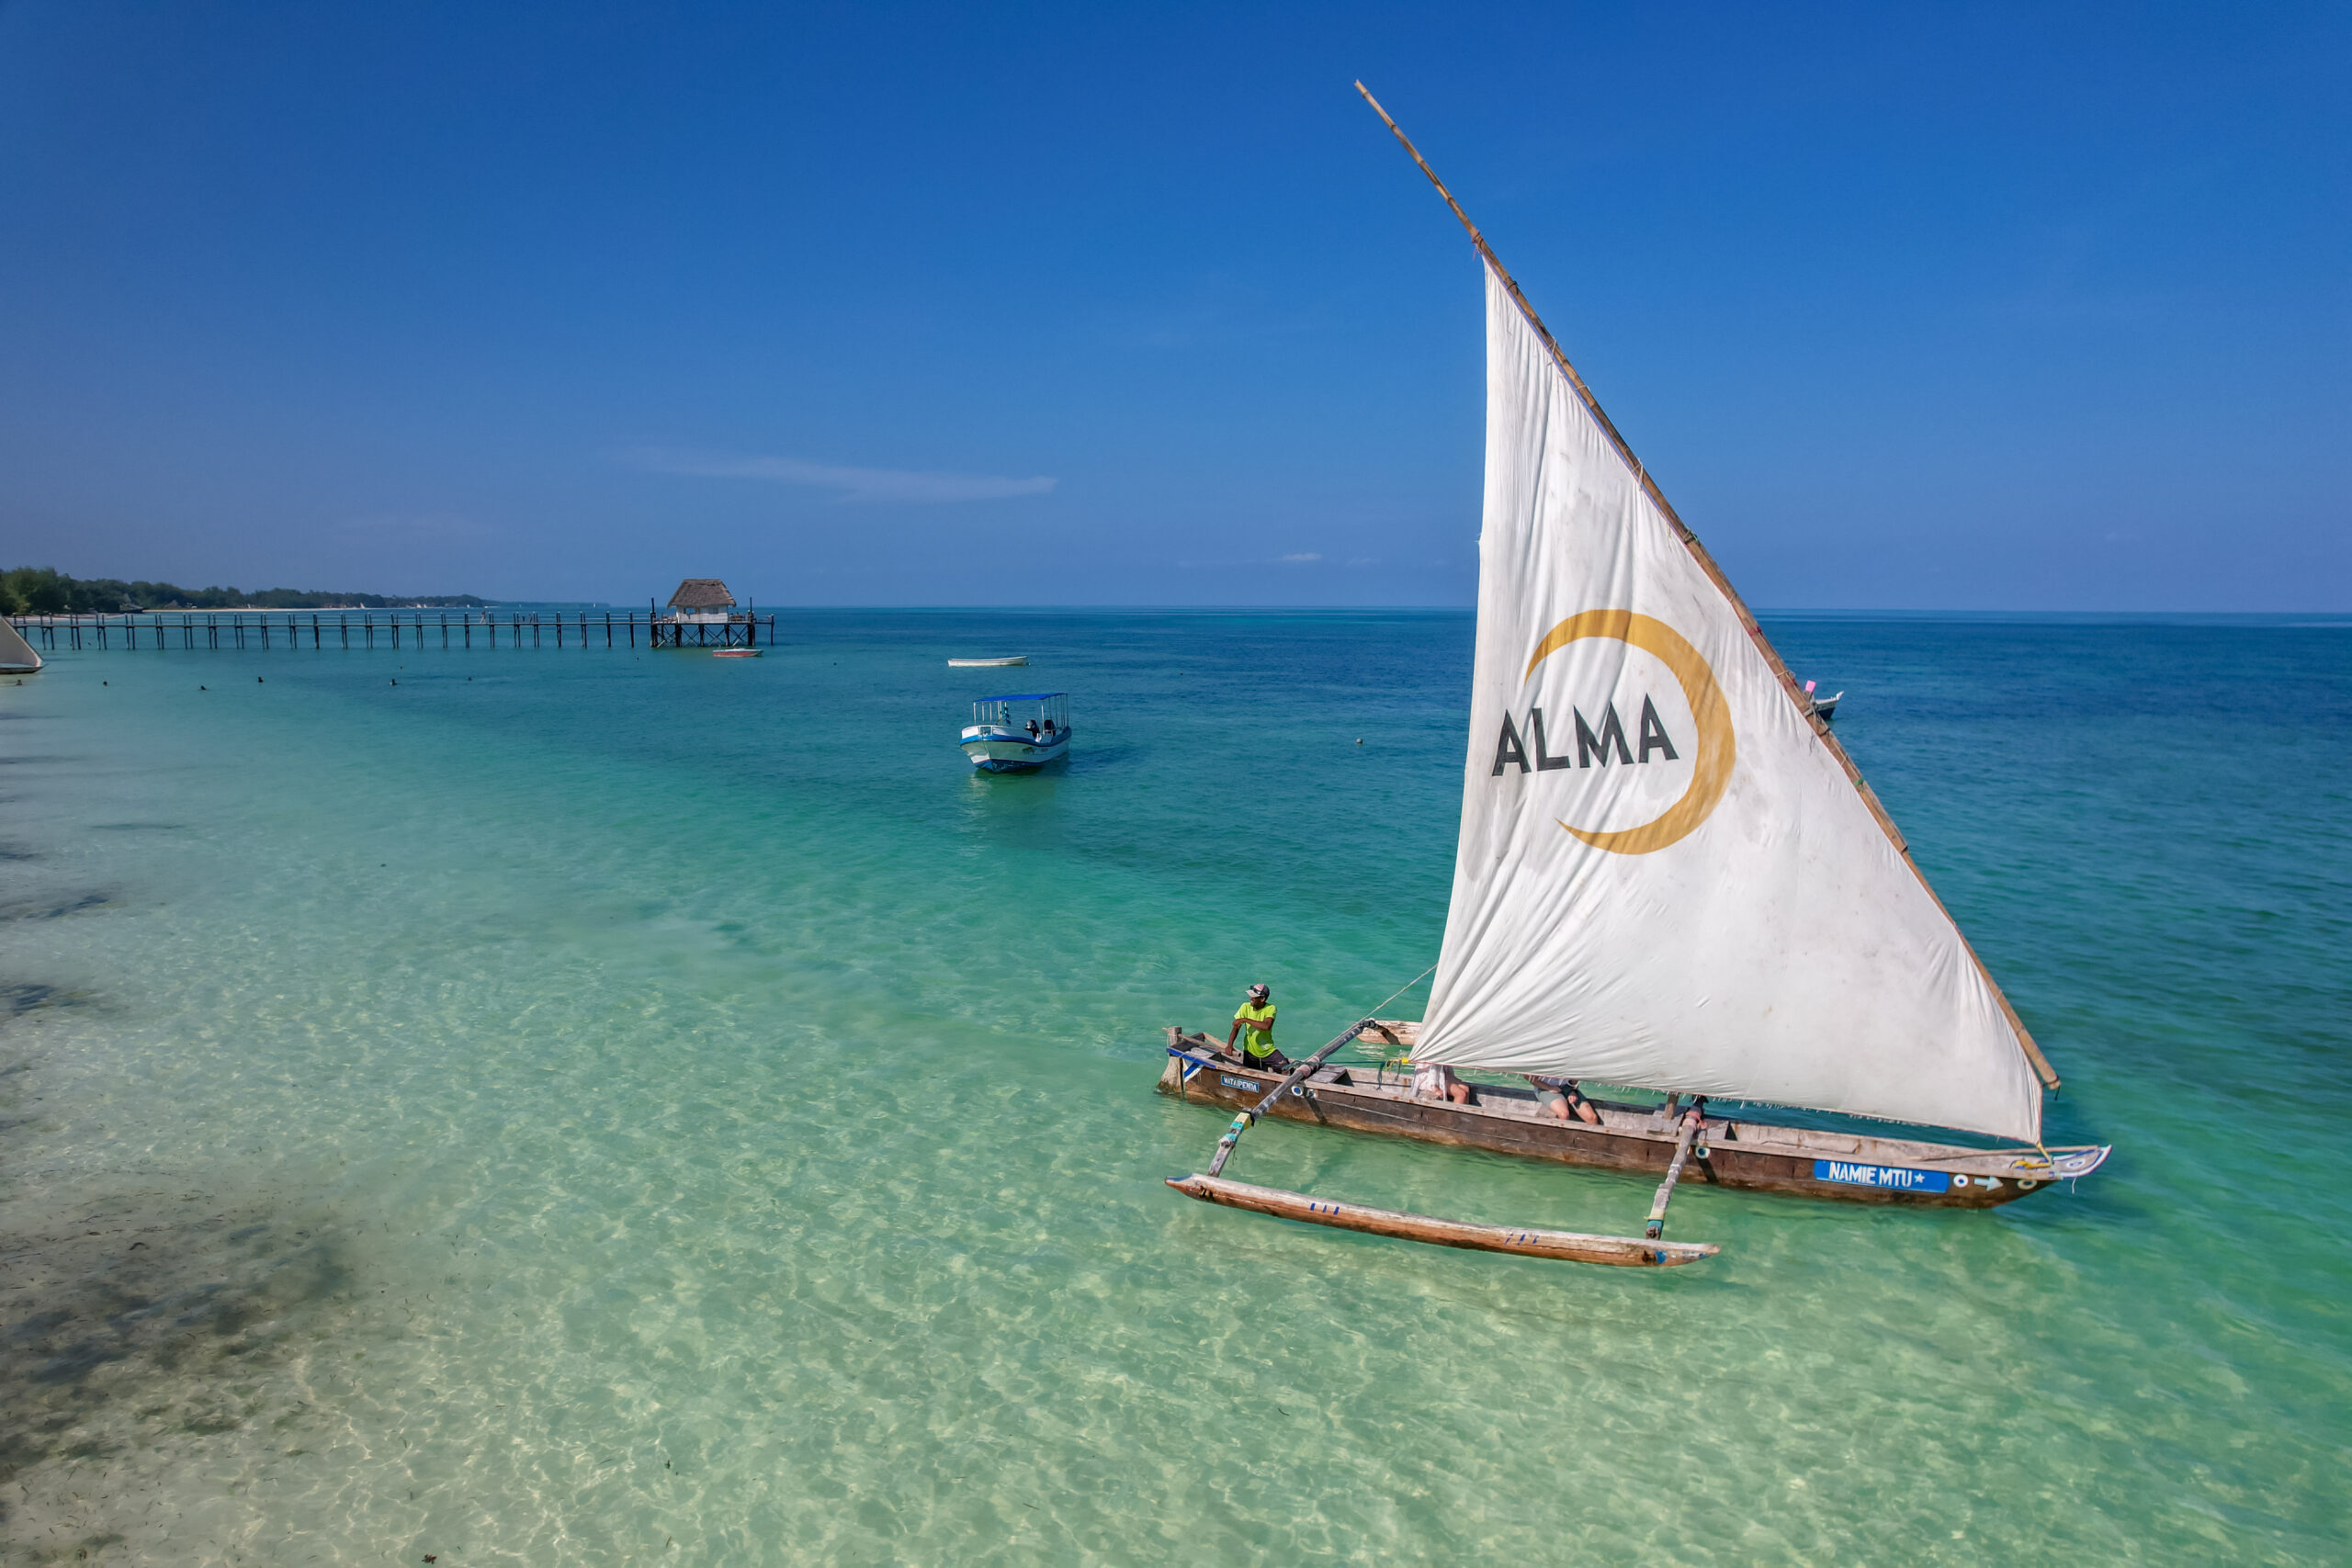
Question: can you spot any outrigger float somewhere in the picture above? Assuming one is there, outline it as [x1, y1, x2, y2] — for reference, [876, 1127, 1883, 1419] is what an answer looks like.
[1160, 86, 2109, 1266]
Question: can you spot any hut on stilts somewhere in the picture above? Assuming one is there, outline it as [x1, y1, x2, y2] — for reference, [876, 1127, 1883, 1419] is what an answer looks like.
[653, 578, 759, 648]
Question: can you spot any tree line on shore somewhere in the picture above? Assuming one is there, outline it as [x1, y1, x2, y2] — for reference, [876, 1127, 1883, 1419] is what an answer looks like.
[1, 567, 487, 615]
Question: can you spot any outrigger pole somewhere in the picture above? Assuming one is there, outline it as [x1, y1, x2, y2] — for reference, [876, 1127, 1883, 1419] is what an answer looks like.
[1207, 961, 1442, 1179]
[1168, 974, 1718, 1267]
[1205, 1020, 1374, 1178]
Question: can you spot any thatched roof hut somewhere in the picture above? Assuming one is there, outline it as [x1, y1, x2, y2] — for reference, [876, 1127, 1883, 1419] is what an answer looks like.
[668, 579, 737, 612]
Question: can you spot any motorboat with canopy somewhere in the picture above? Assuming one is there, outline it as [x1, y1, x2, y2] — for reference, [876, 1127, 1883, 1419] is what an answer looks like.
[1159, 86, 2108, 1267]
[961, 692, 1070, 772]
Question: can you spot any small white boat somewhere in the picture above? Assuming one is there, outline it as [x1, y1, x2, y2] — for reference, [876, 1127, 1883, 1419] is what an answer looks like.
[949, 656, 1027, 668]
[1800, 680, 1843, 722]
[961, 692, 1069, 772]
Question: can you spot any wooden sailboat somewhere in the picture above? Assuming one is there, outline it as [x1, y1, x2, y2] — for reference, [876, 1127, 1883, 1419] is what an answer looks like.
[1161, 87, 2109, 1264]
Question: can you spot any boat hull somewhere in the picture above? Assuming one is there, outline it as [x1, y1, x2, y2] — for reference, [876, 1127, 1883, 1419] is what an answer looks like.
[960, 730, 1069, 772]
[1157, 1039, 2105, 1209]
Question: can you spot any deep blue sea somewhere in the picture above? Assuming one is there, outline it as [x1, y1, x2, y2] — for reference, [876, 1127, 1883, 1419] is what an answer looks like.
[2, 609, 2346, 1563]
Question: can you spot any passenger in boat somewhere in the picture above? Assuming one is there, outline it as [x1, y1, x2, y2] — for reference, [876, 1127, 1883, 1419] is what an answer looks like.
[1527, 1075, 1601, 1125]
[1227, 984, 1290, 1072]
[1412, 1061, 1476, 1106]
[1026, 718, 1041, 739]
[1663, 1093, 1710, 1129]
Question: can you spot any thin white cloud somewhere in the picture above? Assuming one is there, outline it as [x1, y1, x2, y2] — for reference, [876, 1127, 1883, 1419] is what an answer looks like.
[628, 447, 1056, 504]
[334, 512, 483, 540]
[1279, 552, 1323, 563]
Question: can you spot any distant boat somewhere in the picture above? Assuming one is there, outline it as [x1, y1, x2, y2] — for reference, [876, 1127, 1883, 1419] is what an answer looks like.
[1800, 680, 1843, 722]
[712, 648, 762, 659]
[961, 693, 1069, 772]
[0, 618, 42, 674]
[949, 656, 1027, 667]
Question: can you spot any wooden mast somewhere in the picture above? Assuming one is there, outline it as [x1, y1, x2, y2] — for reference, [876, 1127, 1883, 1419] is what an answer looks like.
[1353, 82, 2058, 1093]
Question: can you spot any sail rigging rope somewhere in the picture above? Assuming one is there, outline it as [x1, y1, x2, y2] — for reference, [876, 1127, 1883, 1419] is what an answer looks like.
[1363, 960, 1440, 1025]
[1362, 960, 1441, 1078]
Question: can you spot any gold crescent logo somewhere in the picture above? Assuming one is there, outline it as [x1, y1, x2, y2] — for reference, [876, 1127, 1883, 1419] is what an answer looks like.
[1523, 609, 1735, 854]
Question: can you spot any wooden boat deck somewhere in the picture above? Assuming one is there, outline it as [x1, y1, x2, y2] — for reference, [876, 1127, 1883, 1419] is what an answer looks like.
[1159, 1024, 2107, 1209]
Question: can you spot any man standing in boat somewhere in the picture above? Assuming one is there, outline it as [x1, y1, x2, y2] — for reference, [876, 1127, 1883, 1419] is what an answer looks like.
[1227, 984, 1290, 1073]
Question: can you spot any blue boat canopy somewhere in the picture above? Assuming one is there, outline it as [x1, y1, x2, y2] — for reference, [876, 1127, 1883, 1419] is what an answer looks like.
[985, 692, 1066, 702]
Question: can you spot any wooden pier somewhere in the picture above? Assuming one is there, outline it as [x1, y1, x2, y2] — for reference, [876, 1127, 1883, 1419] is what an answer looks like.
[7, 610, 775, 654]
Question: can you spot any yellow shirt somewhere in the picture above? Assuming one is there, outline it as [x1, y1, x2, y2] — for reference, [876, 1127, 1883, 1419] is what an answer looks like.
[1233, 1002, 1277, 1058]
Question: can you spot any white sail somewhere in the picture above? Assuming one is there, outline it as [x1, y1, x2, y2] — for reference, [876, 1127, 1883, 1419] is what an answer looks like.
[1414, 262, 2041, 1142]
[0, 616, 41, 673]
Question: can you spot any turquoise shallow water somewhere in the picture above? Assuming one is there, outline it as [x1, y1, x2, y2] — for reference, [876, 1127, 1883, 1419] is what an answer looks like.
[1, 610, 2346, 1564]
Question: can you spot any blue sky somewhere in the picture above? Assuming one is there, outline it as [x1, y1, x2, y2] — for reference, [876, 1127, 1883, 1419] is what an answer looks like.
[2, 1, 2344, 609]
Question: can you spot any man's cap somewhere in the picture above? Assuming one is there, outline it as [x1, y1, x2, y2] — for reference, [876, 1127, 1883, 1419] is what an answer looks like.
[1247, 983, 1270, 999]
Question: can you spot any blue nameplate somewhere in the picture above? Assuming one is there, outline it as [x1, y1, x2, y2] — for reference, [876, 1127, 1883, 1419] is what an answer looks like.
[1220, 1074, 1257, 1090]
[1813, 1158, 1950, 1192]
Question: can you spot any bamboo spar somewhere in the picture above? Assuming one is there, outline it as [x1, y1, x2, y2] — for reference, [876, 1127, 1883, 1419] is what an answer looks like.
[1170, 1175, 1717, 1267]
[1176, 1018, 1721, 1267]
[1351, 81, 2059, 1093]
[1644, 1117, 1701, 1239]
[1206, 1020, 1372, 1177]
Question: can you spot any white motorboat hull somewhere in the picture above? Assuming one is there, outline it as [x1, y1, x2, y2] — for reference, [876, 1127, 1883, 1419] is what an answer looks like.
[960, 726, 1069, 772]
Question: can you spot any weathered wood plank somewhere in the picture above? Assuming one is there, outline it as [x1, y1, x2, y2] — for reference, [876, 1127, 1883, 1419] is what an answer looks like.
[1168, 1174, 1717, 1267]
[1157, 1051, 2107, 1208]
[1644, 1116, 1701, 1238]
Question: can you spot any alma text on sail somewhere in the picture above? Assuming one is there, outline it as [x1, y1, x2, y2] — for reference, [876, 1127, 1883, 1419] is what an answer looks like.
[1492, 698, 1679, 775]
